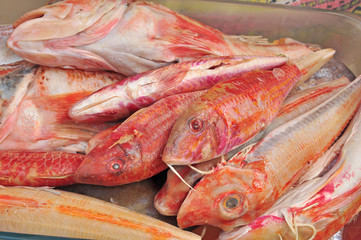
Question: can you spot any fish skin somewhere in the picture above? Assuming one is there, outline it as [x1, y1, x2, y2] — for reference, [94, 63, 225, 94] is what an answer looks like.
[7, 0, 312, 76]
[162, 63, 302, 165]
[0, 186, 201, 240]
[74, 90, 205, 186]
[0, 151, 84, 187]
[176, 74, 361, 231]
[154, 76, 349, 217]
[69, 55, 288, 122]
[0, 25, 22, 65]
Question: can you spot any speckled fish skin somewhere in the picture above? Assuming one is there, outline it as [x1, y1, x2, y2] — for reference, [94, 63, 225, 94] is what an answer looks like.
[0, 151, 84, 187]
[220, 99, 361, 240]
[69, 55, 288, 122]
[154, 76, 349, 217]
[74, 90, 206, 186]
[162, 63, 302, 165]
[0, 25, 22, 65]
[7, 0, 313, 76]
[0, 186, 201, 240]
[176, 74, 361, 231]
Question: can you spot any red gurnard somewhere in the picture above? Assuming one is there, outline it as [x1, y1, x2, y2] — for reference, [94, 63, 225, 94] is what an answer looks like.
[154, 76, 349, 216]
[7, 0, 314, 76]
[0, 61, 124, 152]
[74, 90, 206, 186]
[0, 186, 201, 240]
[163, 49, 334, 165]
[0, 151, 84, 187]
[69, 55, 288, 122]
[177, 73, 361, 231]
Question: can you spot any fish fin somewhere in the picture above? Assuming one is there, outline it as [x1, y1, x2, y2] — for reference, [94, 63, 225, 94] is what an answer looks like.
[148, 65, 188, 93]
[188, 164, 213, 175]
[31, 92, 94, 123]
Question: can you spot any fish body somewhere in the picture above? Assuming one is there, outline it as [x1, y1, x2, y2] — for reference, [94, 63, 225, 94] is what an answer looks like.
[162, 63, 302, 165]
[74, 90, 205, 186]
[0, 61, 124, 152]
[0, 151, 84, 187]
[177, 74, 361, 231]
[0, 186, 200, 240]
[220, 99, 361, 240]
[154, 76, 349, 217]
[69, 55, 288, 122]
[7, 0, 313, 76]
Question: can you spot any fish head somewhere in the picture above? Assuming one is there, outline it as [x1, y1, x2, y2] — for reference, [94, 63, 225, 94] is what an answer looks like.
[163, 106, 227, 165]
[74, 129, 142, 186]
[177, 166, 268, 231]
[7, 0, 130, 71]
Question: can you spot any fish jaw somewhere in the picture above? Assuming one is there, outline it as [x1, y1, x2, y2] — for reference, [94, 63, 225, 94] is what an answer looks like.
[163, 108, 227, 165]
[8, 0, 129, 72]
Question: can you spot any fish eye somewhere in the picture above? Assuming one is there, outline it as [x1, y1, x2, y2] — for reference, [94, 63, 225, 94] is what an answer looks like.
[106, 158, 124, 175]
[188, 118, 203, 132]
[223, 194, 242, 210]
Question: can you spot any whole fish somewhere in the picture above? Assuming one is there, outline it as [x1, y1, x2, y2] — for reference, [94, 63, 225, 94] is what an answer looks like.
[154, 76, 349, 217]
[162, 49, 334, 165]
[0, 151, 84, 187]
[177, 73, 361, 231]
[0, 186, 200, 240]
[74, 90, 205, 186]
[0, 61, 124, 152]
[7, 0, 314, 76]
[69, 55, 288, 122]
[220, 102, 361, 240]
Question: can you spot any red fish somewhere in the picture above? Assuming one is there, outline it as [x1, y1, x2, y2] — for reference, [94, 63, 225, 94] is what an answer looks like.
[74, 90, 205, 186]
[162, 49, 334, 165]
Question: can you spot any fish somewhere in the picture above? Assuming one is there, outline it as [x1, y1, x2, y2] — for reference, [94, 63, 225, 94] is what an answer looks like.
[176, 73, 361, 231]
[220, 101, 361, 240]
[162, 49, 334, 165]
[0, 186, 201, 240]
[154, 76, 349, 217]
[0, 61, 124, 152]
[69, 55, 288, 122]
[7, 0, 314, 76]
[0, 151, 84, 187]
[74, 90, 206, 186]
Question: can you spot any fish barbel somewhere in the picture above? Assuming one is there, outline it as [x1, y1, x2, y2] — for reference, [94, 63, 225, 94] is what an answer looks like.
[69, 55, 288, 122]
[0, 61, 124, 152]
[0, 186, 201, 240]
[74, 90, 205, 186]
[220, 99, 361, 240]
[177, 73, 361, 231]
[154, 76, 349, 217]
[162, 49, 334, 165]
[7, 0, 314, 76]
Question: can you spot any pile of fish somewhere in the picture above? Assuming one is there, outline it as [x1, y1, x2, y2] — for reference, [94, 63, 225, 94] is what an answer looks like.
[0, 0, 360, 239]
